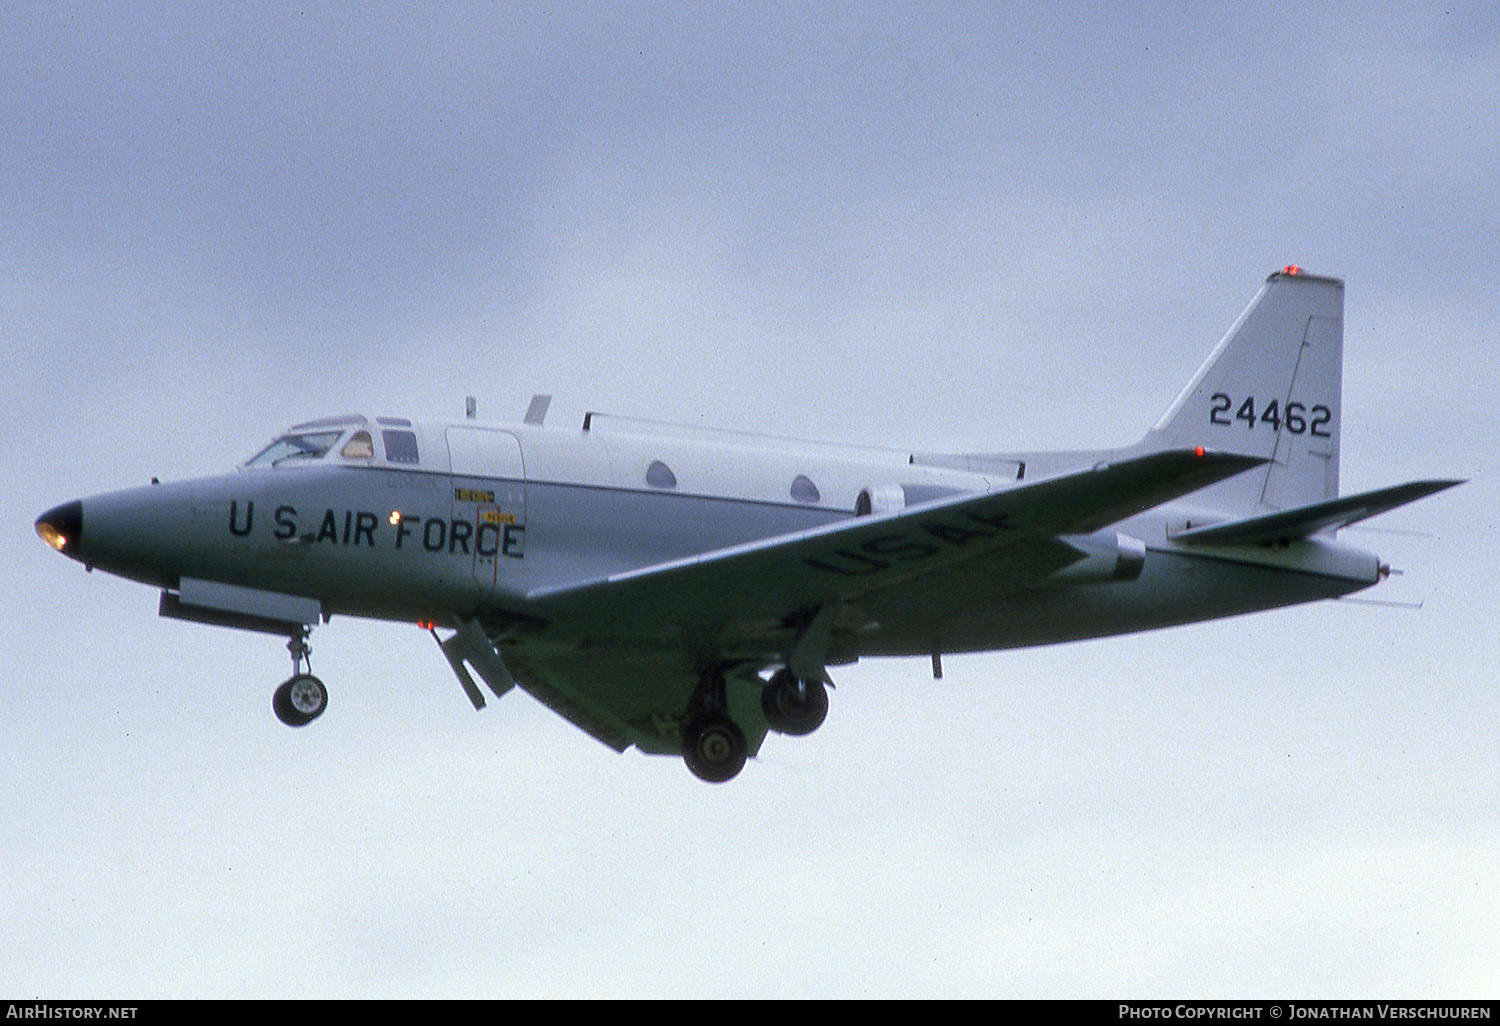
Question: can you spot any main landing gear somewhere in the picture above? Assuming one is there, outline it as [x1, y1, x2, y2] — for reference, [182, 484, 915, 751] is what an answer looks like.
[761, 668, 829, 736]
[680, 666, 831, 783]
[272, 627, 328, 727]
[681, 669, 748, 784]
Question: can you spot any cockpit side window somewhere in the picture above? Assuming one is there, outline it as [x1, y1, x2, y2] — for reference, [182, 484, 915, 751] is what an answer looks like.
[382, 429, 420, 465]
[340, 430, 374, 459]
[246, 430, 345, 468]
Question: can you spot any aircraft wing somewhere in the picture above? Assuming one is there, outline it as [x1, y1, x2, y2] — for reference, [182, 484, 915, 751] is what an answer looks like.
[519, 448, 1264, 653]
[477, 448, 1259, 755]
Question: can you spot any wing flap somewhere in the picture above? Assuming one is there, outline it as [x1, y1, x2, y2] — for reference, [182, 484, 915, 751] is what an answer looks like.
[503, 644, 770, 756]
[504, 647, 637, 752]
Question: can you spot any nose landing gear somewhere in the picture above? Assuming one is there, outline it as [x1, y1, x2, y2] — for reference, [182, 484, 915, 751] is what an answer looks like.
[272, 627, 328, 727]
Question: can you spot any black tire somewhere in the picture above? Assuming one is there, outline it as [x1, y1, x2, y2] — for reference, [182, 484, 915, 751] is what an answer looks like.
[682, 714, 748, 783]
[273, 674, 327, 727]
[761, 670, 829, 736]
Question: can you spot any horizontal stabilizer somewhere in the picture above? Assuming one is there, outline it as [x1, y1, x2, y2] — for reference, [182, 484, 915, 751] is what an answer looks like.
[1171, 479, 1464, 546]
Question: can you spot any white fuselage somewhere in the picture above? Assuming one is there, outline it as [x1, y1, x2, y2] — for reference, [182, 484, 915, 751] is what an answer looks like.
[67, 413, 1381, 664]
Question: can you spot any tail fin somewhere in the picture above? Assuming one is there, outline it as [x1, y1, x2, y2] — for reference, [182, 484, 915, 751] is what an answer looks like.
[1143, 268, 1344, 514]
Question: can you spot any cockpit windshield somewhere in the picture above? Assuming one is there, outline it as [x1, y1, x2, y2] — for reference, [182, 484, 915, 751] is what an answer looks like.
[245, 430, 345, 468]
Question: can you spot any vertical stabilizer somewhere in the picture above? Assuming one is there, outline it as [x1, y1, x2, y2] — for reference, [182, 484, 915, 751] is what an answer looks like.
[1143, 269, 1343, 514]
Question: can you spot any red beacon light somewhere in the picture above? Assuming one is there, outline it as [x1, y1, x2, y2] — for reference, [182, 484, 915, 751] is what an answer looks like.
[1282, 264, 1302, 275]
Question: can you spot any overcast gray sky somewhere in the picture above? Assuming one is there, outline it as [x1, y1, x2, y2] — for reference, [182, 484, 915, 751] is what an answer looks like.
[4, 1, 1498, 997]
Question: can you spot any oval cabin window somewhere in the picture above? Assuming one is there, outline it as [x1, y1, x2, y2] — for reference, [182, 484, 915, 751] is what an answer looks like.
[646, 460, 677, 489]
[790, 475, 820, 504]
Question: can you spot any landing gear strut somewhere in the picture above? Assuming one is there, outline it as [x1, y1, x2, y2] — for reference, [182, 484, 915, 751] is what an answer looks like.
[272, 627, 327, 727]
[681, 667, 747, 783]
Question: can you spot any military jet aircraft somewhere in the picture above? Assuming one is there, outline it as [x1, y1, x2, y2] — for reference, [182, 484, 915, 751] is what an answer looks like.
[36, 268, 1460, 781]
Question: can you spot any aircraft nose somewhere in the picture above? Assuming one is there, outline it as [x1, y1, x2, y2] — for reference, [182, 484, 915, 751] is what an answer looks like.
[35, 500, 83, 558]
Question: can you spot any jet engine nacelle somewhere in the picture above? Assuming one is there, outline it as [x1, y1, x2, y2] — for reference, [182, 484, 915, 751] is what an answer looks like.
[1050, 530, 1147, 585]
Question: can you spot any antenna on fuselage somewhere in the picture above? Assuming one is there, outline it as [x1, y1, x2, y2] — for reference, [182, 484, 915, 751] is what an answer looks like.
[465, 396, 476, 419]
[524, 394, 551, 425]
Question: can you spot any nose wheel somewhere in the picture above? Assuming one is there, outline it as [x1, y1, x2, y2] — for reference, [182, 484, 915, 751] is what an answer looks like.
[274, 673, 328, 726]
[273, 628, 328, 727]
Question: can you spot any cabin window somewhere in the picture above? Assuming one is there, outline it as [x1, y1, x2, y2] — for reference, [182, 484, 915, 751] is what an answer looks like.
[382, 429, 420, 465]
[790, 475, 821, 504]
[645, 460, 677, 489]
[340, 430, 374, 459]
[246, 430, 344, 468]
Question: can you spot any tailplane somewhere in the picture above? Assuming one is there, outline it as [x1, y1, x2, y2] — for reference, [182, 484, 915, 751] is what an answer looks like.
[1170, 478, 1463, 546]
[1142, 268, 1344, 515]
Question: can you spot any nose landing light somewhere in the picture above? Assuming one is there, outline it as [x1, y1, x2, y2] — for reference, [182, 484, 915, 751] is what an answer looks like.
[35, 500, 82, 555]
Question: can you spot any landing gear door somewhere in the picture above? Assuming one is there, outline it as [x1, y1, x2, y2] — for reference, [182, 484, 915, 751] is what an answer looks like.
[445, 427, 527, 596]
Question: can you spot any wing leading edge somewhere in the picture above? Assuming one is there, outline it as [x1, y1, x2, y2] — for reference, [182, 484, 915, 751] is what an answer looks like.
[520, 448, 1266, 647]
